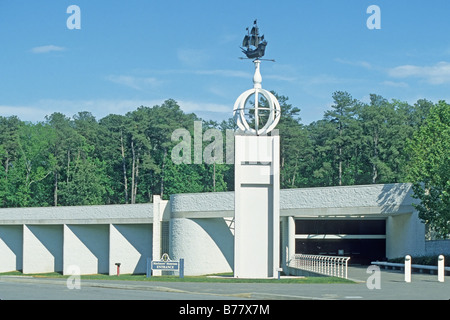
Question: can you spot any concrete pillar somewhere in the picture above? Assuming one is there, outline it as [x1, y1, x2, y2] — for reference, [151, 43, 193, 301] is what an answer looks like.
[152, 195, 170, 276]
[280, 217, 287, 272]
[152, 196, 162, 276]
[0, 225, 23, 273]
[23, 225, 63, 274]
[288, 216, 296, 262]
[386, 211, 425, 259]
[109, 224, 152, 275]
[234, 134, 280, 278]
[63, 224, 109, 275]
[281, 216, 296, 275]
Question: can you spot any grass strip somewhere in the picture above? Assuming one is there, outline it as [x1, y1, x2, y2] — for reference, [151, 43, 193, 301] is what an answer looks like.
[0, 271, 354, 284]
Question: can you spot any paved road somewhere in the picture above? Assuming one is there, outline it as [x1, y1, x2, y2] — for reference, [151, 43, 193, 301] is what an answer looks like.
[0, 266, 448, 301]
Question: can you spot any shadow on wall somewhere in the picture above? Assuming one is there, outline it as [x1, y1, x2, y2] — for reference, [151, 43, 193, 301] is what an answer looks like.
[192, 218, 234, 270]
[0, 225, 23, 272]
[377, 183, 416, 214]
[112, 224, 152, 274]
[66, 225, 109, 274]
[26, 225, 63, 273]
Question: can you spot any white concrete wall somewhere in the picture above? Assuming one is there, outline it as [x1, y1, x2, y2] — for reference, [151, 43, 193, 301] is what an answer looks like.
[23, 225, 63, 274]
[63, 224, 109, 275]
[0, 203, 152, 225]
[0, 225, 22, 272]
[0, 183, 428, 276]
[234, 134, 280, 278]
[170, 191, 234, 218]
[0, 204, 154, 275]
[171, 183, 417, 217]
[281, 183, 417, 216]
[170, 218, 233, 276]
[109, 224, 152, 275]
[386, 211, 426, 258]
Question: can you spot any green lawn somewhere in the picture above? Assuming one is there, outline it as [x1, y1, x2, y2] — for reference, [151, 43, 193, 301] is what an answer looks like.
[0, 271, 354, 284]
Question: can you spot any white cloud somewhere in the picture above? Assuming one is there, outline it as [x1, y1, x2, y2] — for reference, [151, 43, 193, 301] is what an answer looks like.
[177, 48, 210, 68]
[178, 100, 230, 113]
[335, 58, 373, 69]
[106, 75, 162, 91]
[265, 74, 297, 82]
[0, 98, 231, 123]
[0, 105, 52, 121]
[194, 69, 250, 78]
[388, 61, 450, 84]
[305, 74, 345, 85]
[132, 68, 251, 79]
[0, 99, 165, 123]
[381, 80, 409, 88]
[31, 45, 66, 54]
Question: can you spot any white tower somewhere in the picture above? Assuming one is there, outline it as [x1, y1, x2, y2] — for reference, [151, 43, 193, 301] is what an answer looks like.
[233, 55, 281, 278]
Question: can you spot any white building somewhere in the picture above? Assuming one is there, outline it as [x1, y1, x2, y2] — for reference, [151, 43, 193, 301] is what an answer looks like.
[0, 183, 447, 276]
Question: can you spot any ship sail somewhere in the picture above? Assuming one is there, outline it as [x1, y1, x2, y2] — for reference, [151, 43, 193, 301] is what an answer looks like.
[242, 35, 250, 47]
[250, 35, 258, 47]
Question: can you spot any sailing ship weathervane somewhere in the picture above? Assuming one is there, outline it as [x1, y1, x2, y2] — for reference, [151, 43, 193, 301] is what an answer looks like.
[233, 19, 280, 135]
[240, 20, 274, 62]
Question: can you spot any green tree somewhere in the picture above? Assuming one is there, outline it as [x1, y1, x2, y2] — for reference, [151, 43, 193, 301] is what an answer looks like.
[98, 114, 132, 204]
[163, 159, 205, 197]
[59, 157, 108, 206]
[274, 93, 311, 188]
[406, 101, 450, 239]
[16, 122, 54, 206]
[45, 112, 94, 206]
[322, 91, 358, 186]
[308, 119, 336, 186]
[0, 116, 23, 207]
[358, 94, 390, 184]
[146, 99, 198, 199]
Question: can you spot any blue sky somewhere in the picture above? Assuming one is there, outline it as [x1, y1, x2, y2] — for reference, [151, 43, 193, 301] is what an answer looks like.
[1, 0, 450, 124]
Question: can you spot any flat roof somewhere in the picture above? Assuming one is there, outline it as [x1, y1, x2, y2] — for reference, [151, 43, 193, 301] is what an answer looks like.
[0, 203, 153, 225]
[0, 183, 418, 224]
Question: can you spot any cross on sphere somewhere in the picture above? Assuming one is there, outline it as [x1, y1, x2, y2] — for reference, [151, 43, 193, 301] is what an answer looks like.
[233, 60, 281, 136]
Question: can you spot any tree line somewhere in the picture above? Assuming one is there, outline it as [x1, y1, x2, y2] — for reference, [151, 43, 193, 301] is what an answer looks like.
[0, 92, 448, 236]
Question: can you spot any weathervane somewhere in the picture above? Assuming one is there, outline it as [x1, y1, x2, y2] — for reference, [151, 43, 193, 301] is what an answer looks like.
[234, 20, 280, 136]
[240, 19, 275, 62]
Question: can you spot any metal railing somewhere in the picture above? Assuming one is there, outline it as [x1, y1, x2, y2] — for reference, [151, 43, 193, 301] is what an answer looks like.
[289, 254, 351, 279]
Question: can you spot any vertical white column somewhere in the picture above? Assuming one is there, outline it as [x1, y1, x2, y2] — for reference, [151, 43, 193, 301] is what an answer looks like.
[438, 255, 445, 283]
[152, 195, 162, 276]
[288, 216, 296, 263]
[280, 216, 296, 275]
[405, 255, 411, 283]
[234, 134, 280, 278]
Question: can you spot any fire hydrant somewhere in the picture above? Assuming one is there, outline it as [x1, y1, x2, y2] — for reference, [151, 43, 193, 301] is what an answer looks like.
[115, 263, 121, 276]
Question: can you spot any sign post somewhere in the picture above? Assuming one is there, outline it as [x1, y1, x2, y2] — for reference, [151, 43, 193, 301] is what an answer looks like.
[147, 253, 184, 278]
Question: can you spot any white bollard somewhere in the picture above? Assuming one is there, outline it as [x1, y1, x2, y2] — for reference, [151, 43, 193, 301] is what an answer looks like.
[438, 255, 445, 283]
[404, 255, 411, 283]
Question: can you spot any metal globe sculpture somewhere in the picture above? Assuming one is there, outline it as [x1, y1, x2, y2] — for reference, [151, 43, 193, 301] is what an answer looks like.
[234, 20, 280, 136]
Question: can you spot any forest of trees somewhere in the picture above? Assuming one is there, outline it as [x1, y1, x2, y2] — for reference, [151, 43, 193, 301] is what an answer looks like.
[0, 91, 448, 236]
